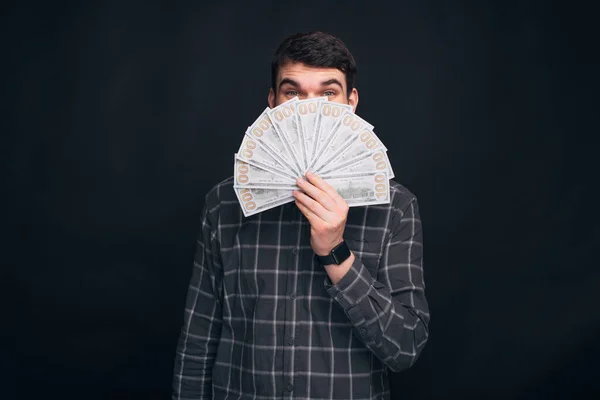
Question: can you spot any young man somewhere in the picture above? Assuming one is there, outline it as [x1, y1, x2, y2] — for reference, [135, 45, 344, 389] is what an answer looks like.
[172, 31, 430, 400]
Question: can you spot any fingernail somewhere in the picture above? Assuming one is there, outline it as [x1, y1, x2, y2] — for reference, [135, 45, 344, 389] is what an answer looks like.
[296, 178, 305, 185]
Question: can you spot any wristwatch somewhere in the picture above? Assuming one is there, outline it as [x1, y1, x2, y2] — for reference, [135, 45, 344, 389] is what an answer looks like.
[315, 241, 352, 265]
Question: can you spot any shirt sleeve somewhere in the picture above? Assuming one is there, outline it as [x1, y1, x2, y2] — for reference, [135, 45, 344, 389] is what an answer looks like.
[172, 200, 223, 399]
[325, 197, 430, 372]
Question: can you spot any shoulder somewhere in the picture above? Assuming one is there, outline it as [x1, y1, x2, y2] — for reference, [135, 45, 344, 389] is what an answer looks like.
[203, 176, 240, 221]
[389, 179, 419, 215]
[205, 176, 236, 206]
[383, 179, 422, 236]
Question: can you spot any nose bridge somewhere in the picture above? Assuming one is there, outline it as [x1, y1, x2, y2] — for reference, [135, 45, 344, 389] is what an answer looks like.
[302, 83, 323, 99]
[299, 77, 323, 99]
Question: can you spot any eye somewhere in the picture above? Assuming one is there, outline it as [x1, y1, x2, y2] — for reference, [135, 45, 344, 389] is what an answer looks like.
[286, 90, 299, 96]
[323, 90, 336, 96]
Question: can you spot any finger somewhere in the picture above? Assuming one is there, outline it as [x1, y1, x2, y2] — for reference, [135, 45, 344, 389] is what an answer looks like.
[305, 171, 346, 208]
[296, 176, 337, 211]
[294, 196, 324, 226]
[294, 199, 319, 225]
[293, 190, 333, 221]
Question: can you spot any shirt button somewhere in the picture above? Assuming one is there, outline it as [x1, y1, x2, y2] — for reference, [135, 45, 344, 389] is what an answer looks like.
[291, 247, 298, 255]
[287, 383, 294, 392]
[336, 292, 343, 299]
[290, 293, 296, 300]
[360, 328, 367, 336]
[288, 337, 294, 345]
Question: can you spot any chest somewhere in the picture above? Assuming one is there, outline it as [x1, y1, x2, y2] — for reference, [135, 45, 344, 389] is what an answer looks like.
[220, 204, 388, 295]
[216, 204, 389, 333]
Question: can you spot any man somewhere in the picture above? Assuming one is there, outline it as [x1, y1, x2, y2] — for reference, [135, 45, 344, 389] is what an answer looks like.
[172, 31, 430, 400]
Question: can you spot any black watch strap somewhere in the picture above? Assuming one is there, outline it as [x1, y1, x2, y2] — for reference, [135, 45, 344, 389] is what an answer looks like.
[315, 241, 351, 265]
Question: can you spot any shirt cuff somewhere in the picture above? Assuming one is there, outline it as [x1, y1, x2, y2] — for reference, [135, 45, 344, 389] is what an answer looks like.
[324, 256, 374, 309]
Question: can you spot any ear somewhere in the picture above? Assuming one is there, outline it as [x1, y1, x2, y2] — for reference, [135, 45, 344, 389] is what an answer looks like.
[268, 88, 275, 109]
[348, 88, 359, 112]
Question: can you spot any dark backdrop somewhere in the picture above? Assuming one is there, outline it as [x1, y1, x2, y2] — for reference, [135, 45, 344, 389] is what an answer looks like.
[7, 1, 597, 399]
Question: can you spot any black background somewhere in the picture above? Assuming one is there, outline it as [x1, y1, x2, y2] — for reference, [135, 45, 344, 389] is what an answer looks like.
[7, 1, 597, 399]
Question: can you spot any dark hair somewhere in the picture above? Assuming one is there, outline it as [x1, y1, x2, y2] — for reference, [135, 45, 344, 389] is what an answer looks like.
[271, 31, 357, 97]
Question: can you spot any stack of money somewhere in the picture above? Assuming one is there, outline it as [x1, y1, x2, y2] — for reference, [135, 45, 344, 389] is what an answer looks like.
[234, 97, 394, 217]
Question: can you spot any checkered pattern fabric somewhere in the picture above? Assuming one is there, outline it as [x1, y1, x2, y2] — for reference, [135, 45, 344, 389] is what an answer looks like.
[172, 177, 429, 400]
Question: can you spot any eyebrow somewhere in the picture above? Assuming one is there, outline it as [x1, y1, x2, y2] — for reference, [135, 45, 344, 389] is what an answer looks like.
[278, 78, 299, 90]
[278, 78, 344, 90]
[320, 79, 343, 89]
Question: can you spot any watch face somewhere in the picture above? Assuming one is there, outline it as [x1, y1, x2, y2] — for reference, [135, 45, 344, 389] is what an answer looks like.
[332, 241, 351, 264]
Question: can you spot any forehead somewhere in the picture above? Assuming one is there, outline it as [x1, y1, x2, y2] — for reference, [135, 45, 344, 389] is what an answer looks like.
[277, 62, 346, 88]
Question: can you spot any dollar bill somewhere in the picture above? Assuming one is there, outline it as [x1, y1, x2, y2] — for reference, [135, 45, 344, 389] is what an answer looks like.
[309, 111, 372, 172]
[238, 171, 390, 206]
[245, 107, 297, 171]
[267, 97, 305, 175]
[309, 101, 353, 168]
[296, 96, 328, 168]
[319, 171, 391, 207]
[233, 155, 298, 189]
[234, 187, 295, 217]
[314, 127, 387, 174]
[318, 149, 395, 179]
[236, 134, 297, 181]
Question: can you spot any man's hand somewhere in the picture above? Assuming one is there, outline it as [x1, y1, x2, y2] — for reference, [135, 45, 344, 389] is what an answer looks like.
[293, 171, 349, 256]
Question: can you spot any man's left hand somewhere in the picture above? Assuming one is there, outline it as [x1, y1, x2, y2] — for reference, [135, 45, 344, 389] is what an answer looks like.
[293, 171, 349, 256]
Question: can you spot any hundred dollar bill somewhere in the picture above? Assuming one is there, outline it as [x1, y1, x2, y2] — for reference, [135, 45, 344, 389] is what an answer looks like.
[296, 96, 328, 168]
[234, 187, 295, 217]
[318, 149, 395, 179]
[236, 135, 297, 181]
[246, 107, 295, 165]
[267, 97, 305, 175]
[309, 101, 353, 167]
[244, 109, 300, 177]
[314, 127, 387, 174]
[309, 111, 372, 172]
[318, 171, 391, 207]
[233, 155, 297, 189]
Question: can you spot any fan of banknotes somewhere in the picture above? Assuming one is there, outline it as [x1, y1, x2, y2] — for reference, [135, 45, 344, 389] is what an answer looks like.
[233, 96, 394, 217]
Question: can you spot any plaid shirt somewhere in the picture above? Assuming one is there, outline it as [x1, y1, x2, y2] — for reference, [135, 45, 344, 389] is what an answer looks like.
[172, 177, 429, 400]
